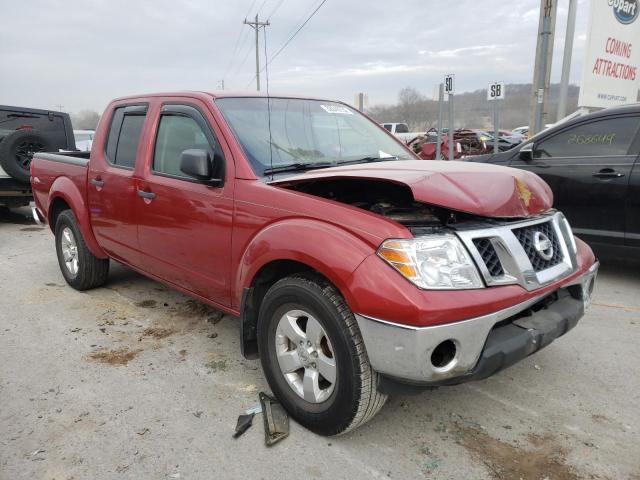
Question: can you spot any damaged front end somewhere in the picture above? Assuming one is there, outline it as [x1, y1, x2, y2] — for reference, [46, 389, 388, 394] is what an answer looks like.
[278, 177, 467, 232]
[272, 164, 577, 293]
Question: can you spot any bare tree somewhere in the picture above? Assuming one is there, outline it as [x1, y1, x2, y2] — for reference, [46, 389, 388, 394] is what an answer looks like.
[369, 84, 580, 131]
[71, 110, 101, 130]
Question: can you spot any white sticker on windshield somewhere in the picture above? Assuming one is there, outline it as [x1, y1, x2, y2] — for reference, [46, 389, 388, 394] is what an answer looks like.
[320, 104, 353, 115]
[378, 150, 395, 158]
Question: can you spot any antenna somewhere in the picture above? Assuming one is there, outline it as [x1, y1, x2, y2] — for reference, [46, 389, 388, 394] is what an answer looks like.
[263, 27, 274, 180]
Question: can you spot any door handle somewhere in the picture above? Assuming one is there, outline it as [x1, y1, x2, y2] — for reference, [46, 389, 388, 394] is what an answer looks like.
[90, 178, 104, 187]
[593, 168, 625, 179]
[137, 189, 156, 200]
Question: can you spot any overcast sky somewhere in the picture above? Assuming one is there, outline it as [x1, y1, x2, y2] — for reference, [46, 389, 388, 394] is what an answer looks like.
[0, 0, 590, 113]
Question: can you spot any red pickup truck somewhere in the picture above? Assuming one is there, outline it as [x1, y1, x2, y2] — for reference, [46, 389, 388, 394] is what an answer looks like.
[30, 91, 599, 436]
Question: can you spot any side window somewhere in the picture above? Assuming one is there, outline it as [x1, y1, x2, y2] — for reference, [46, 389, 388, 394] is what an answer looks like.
[152, 106, 218, 179]
[383, 124, 392, 131]
[396, 123, 409, 134]
[535, 116, 640, 159]
[104, 105, 147, 168]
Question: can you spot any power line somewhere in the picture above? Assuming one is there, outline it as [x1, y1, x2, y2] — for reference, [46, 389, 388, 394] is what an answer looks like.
[266, 0, 286, 20]
[271, 0, 327, 63]
[223, 0, 259, 81]
[245, 0, 328, 89]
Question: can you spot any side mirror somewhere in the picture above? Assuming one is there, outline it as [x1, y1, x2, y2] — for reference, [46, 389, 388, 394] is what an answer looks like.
[519, 142, 534, 161]
[180, 148, 222, 184]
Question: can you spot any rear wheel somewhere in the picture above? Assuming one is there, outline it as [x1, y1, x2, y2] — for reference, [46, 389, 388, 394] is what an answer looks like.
[257, 274, 387, 436]
[55, 210, 109, 290]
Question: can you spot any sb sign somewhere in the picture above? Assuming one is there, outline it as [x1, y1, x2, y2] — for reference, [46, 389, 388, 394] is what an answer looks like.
[487, 82, 505, 100]
[444, 74, 455, 94]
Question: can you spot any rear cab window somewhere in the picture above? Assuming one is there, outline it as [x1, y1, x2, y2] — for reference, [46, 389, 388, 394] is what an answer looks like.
[104, 104, 148, 169]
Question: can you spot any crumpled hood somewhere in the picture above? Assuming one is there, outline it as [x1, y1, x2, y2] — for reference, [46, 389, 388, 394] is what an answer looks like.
[270, 160, 553, 218]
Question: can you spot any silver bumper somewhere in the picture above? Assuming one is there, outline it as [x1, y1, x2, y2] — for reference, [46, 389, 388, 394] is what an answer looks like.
[355, 261, 599, 384]
[31, 203, 46, 226]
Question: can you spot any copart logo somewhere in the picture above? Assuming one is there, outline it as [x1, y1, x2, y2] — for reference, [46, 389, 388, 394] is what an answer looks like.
[608, 0, 638, 24]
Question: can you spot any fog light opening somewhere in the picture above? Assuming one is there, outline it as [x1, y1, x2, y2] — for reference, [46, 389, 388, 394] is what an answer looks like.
[431, 340, 457, 369]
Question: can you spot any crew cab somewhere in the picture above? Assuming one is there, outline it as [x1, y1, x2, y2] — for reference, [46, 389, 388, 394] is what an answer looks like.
[31, 92, 598, 436]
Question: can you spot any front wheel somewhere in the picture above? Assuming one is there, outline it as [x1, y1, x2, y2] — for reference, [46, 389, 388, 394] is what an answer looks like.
[257, 274, 387, 436]
[55, 210, 109, 290]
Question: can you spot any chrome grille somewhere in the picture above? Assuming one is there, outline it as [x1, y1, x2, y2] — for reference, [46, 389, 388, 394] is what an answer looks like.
[512, 221, 563, 272]
[455, 212, 577, 291]
[472, 238, 504, 277]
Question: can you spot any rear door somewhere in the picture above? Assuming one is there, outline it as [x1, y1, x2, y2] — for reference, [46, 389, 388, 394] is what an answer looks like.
[509, 114, 640, 246]
[135, 100, 234, 306]
[87, 104, 147, 265]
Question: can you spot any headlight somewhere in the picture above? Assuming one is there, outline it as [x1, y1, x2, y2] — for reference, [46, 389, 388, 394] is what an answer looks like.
[377, 234, 484, 290]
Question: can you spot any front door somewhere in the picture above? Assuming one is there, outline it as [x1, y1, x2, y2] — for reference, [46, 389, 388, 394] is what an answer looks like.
[135, 102, 234, 306]
[87, 104, 148, 265]
[510, 114, 640, 246]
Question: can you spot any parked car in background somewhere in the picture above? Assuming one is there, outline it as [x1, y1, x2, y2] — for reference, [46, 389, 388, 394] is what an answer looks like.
[0, 105, 76, 207]
[74, 129, 95, 152]
[511, 124, 555, 139]
[512, 126, 529, 137]
[381, 122, 423, 144]
[31, 91, 598, 435]
[468, 104, 640, 257]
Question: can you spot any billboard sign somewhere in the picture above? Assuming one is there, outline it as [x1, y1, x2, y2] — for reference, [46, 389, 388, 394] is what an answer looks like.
[579, 0, 640, 108]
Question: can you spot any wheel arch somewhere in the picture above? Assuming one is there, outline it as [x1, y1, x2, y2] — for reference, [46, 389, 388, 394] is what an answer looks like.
[237, 219, 375, 359]
[48, 177, 107, 259]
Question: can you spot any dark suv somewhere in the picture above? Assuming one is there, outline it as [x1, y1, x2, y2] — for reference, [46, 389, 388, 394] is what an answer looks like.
[0, 105, 76, 208]
[468, 104, 640, 257]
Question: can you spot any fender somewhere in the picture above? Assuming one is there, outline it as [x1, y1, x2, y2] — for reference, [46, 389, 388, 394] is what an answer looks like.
[234, 218, 375, 309]
[48, 176, 108, 259]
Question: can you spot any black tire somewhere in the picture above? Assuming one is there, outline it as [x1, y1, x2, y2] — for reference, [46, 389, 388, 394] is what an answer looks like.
[55, 210, 109, 290]
[257, 274, 387, 436]
[0, 130, 53, 183]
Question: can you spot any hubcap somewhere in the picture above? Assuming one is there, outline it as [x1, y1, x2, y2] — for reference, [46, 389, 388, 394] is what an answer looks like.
[275, 309, 336, 403]
[60, 227, 79, 275]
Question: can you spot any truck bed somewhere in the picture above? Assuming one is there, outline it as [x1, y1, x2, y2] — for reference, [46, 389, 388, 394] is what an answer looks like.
[31, 151, 91, 222]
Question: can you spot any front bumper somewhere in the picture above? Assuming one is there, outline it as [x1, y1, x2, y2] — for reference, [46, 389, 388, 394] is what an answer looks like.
[355, 261, 598, 388]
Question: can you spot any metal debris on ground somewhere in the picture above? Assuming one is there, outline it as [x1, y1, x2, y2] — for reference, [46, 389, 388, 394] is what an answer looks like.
[244, 404, 262, 415]
[259, 392, 289, 446]
[232, 413, 255, 439]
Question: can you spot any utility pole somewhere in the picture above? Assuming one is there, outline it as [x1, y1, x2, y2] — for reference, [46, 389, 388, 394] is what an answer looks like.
[244, 14, 270, 91]
[529, 0, 558, 136]
[557, 0, 577, 120]
[217, 79, 225, 90]
[54, 104, 64, 112]
[436, 84, 444, 160]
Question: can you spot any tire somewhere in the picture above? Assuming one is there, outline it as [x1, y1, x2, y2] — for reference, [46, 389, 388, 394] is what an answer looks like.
[0, 130, 53, 183]
[55, 210, 109, 290]
[257, 274, 387, 436]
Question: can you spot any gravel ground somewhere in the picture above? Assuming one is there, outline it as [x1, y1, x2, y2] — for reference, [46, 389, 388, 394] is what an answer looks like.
[1, 207, 639, 480]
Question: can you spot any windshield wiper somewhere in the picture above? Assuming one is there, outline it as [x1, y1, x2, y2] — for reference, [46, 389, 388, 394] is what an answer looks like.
[335, 156, 400, 166]
[263, 162, 333, 175]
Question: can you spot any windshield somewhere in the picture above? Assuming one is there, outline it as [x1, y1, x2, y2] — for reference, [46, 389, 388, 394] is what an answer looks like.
[215, 97, 412, 176]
